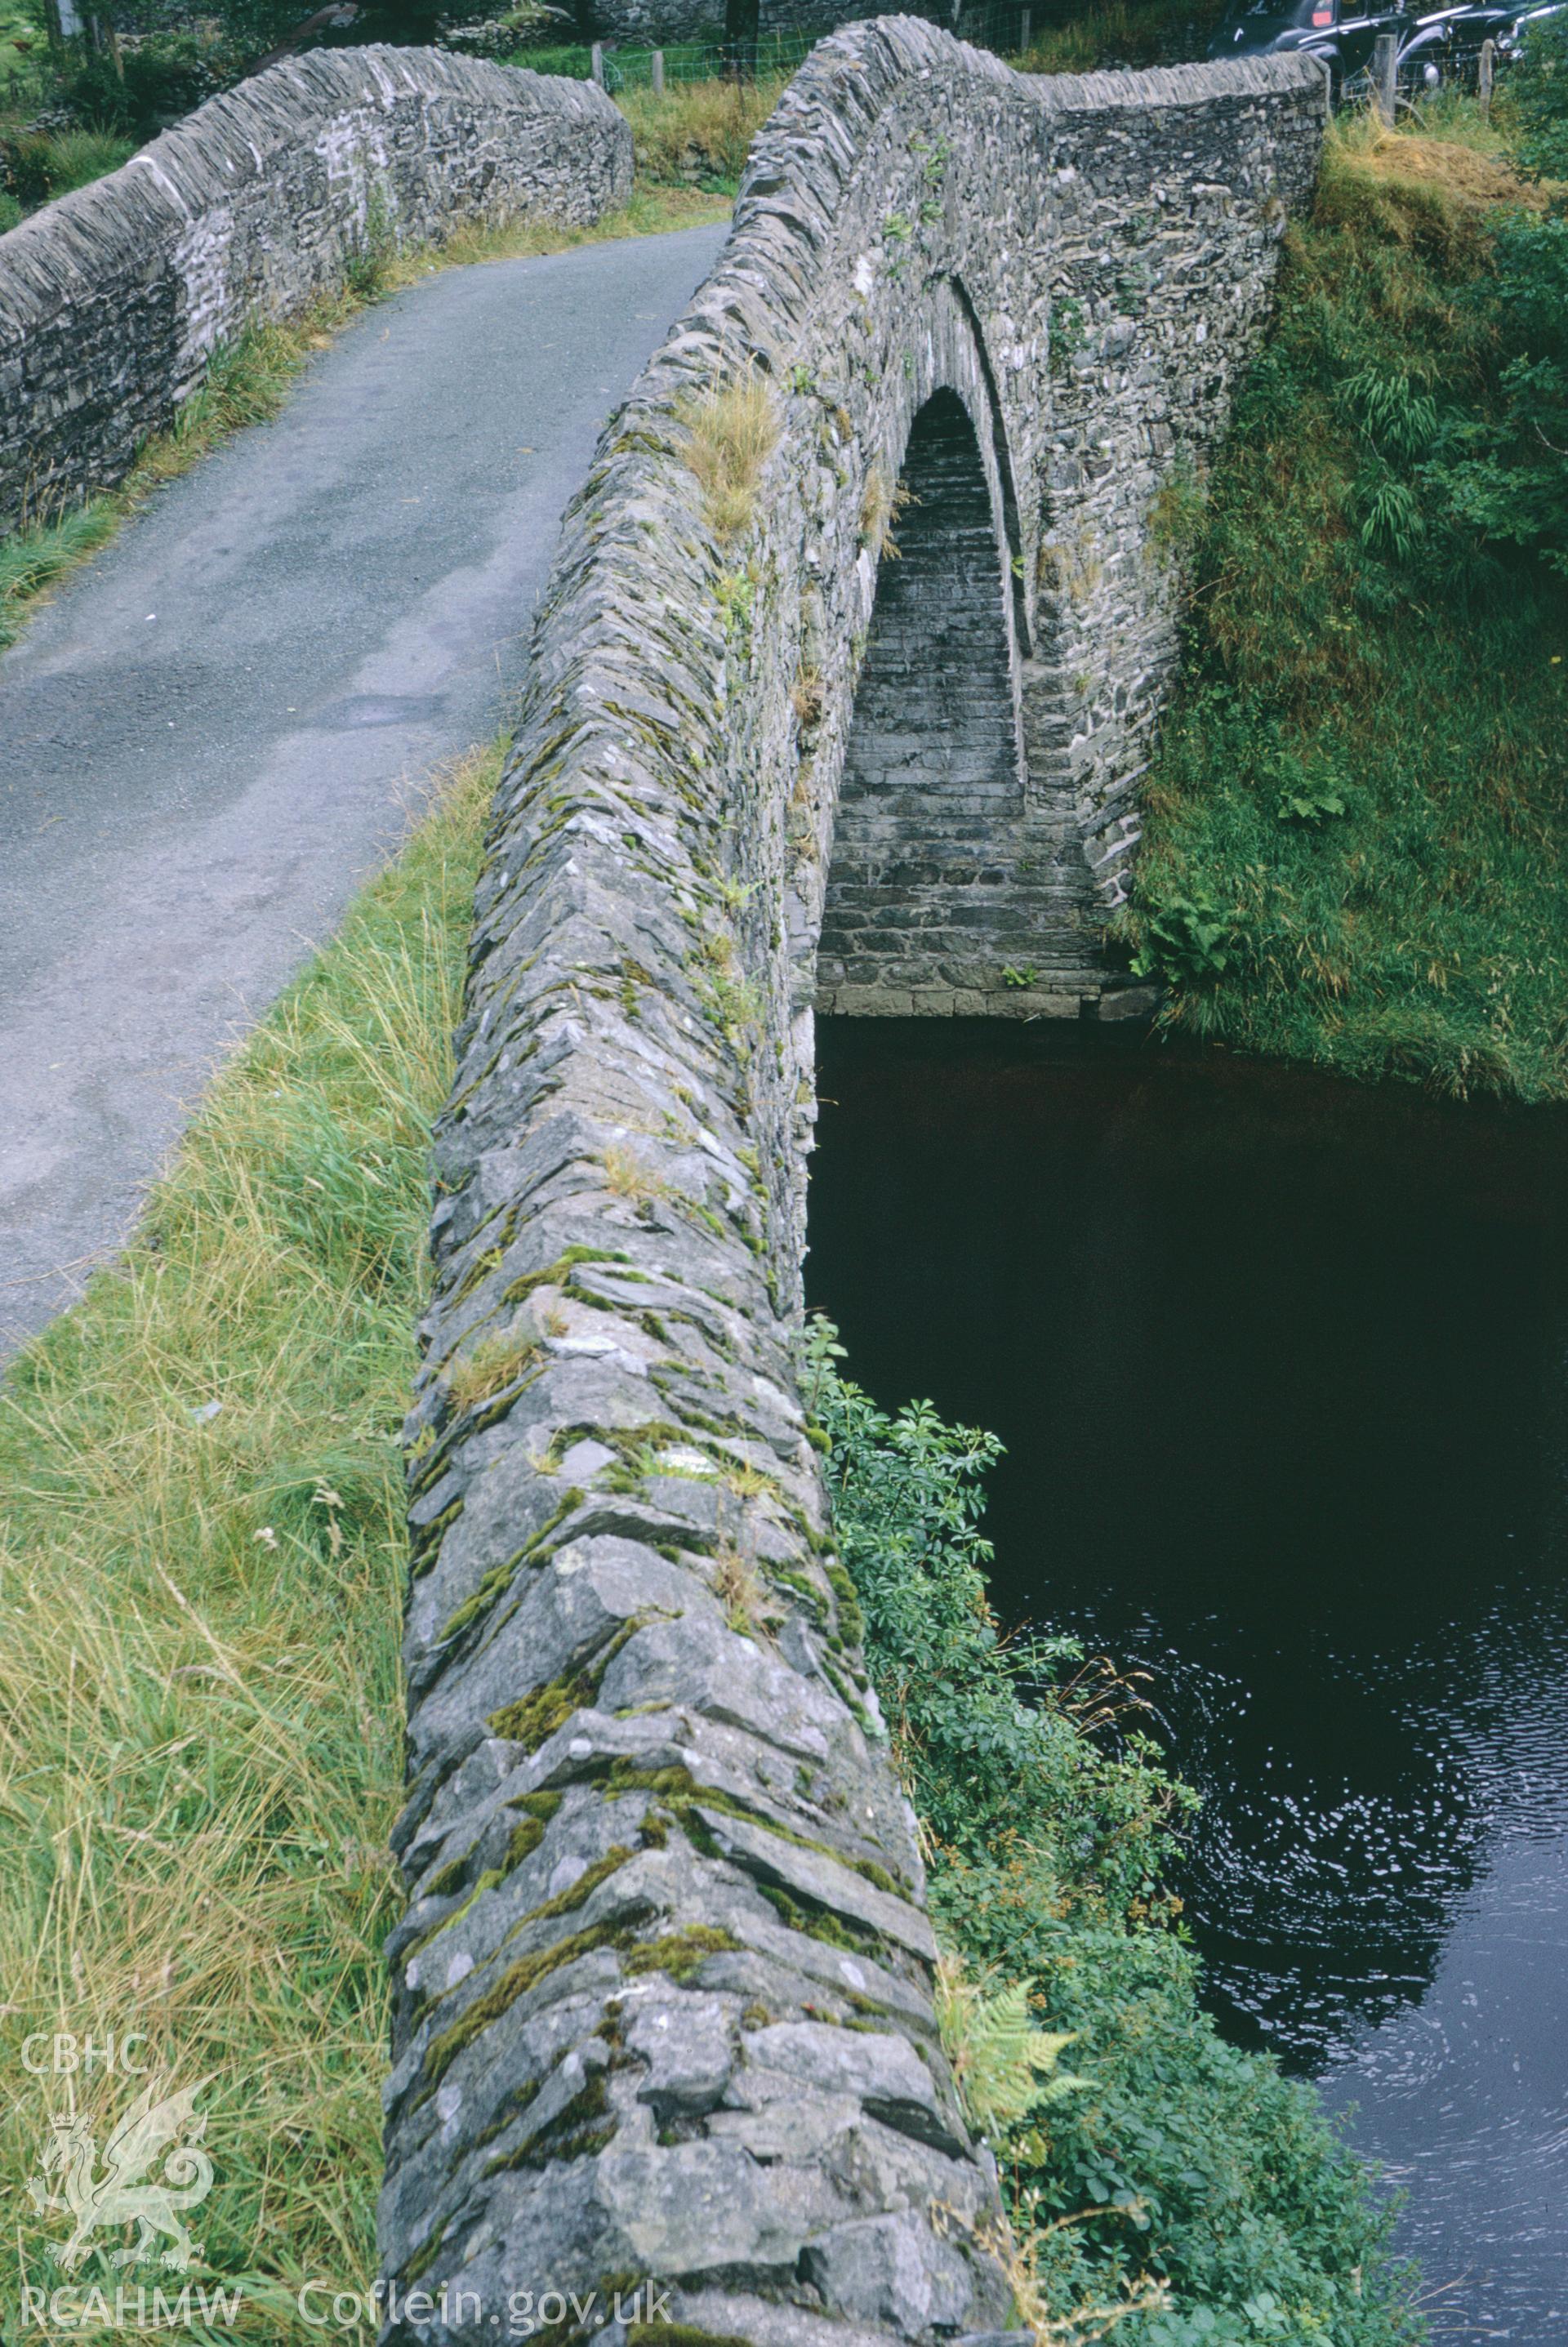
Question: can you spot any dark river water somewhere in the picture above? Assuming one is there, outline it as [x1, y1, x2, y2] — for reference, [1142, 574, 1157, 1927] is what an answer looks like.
[806, 1018, 1568, 2345]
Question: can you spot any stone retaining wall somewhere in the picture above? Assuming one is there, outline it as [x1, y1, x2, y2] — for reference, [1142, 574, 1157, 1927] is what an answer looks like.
[0, 48, 630, 536]
[381, 22, 1325, 2347]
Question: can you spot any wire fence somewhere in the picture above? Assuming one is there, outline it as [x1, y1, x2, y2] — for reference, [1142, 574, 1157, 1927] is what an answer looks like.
[511, 6, 1514, 118]
[515, 0, 1125, 92]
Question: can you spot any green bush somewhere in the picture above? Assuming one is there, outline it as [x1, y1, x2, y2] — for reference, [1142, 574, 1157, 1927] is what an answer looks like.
[56, 34, 229, 142]
[0, 122, 132, 207]
[1506, 9, 1568, 181]
[809, 1325, 1422, 2344]
[1427, 210, 1568, 575]
[1118, 114, 1568, 1100]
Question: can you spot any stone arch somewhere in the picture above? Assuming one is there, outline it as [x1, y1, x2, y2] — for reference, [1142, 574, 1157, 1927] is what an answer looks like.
[381, 32, 1329, 2345]
[818, 386, 1025, 1012]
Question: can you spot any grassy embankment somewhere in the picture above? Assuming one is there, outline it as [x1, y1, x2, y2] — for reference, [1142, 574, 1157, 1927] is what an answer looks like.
[0, 742, 498, 2340]
[1118, 96, 1568, 1101]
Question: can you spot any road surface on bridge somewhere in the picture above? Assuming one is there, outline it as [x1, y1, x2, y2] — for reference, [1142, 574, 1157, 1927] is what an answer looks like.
[0, 219, 728, 1357]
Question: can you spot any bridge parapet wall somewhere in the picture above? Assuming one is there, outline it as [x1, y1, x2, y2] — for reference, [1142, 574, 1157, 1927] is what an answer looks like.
[0, 48, 630, 537]
[382, 24, 1323, 2345]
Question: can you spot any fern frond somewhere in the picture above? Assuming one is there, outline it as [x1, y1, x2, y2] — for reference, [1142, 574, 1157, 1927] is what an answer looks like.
[936, 1954, 1089, 2134]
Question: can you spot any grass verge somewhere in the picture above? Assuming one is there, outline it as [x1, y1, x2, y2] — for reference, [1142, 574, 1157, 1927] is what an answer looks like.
[0, 185, 728, 657]
[1117, 100, 1568, 1101]
[0, 741, 498, 2342]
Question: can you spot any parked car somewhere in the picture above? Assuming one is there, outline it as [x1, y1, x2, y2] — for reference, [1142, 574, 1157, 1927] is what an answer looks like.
[1207, 0, 1414, 95]
[1393, 0, 1548, 84]
[1210, 0, 1568, 92]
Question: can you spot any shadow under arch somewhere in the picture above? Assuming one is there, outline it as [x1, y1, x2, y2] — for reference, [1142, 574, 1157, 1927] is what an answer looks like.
[947, 270, 1033, 666]
[817, 385, 1031, 1011]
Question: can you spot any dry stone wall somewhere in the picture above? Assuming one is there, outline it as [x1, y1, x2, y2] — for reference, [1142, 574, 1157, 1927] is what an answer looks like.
[382, 24, 1324, 2347]
[0, 48, 630, 536]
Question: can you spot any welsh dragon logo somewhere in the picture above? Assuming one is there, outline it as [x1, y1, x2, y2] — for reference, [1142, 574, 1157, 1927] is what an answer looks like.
[25, 2076, 214, 2274]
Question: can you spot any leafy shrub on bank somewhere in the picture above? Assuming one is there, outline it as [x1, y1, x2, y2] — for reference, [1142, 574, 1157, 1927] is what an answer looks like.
[56, 33, 231, 141]
[1117, 104, 1568, 1100]
[811, 1328, 1422, 2345]
[1507, 7, 1568, 181]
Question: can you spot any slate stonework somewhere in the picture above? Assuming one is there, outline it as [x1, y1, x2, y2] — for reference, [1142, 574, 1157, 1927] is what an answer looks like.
[383, 22, 1325, 2347]
[0, 47, 630, 536]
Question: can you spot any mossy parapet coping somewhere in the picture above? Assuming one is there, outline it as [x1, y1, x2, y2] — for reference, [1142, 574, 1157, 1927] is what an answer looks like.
[0, 47, 631, 536]
[382, 21, 1326, 2345]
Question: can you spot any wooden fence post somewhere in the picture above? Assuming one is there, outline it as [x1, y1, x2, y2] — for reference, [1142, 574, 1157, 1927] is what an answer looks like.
[590, 39, 604, 85]
[650, 46, 664, 94]
[1478, 35, 1494, 118]
[1019, 7, 1031, 53]
[1371, 31, 1397, 124]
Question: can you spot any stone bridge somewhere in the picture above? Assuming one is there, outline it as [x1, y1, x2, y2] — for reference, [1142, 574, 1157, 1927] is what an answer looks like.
[381, 24, 1324, 2345]
[0, 48, 630, 536]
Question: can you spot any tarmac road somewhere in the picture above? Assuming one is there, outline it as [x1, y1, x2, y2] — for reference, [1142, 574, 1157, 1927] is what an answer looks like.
[0, 220, 728, 1358]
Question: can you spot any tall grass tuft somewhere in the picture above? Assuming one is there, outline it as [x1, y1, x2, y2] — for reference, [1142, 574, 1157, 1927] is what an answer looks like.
[0, 742, 500, 2337]
[34, 126, 136, 193]
[679, 370, 779, 543]
[615, 72, 786, 190]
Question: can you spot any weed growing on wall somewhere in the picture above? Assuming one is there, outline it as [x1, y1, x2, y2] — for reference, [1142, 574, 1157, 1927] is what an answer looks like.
[679, 371, 780, 544]
[1119, 98, 1568, 1102]
[809, 1324, 1423, 2346]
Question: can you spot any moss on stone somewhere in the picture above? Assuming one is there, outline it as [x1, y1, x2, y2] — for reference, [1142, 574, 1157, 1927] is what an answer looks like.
[622, 1924, 742, 1982]
[756, 1880, 884, 1958]
[503, 1788, 564, 1869]
[626, 2323, 755, 2347]
[501, 1245, 630, 1308]
[486, 1616, 642, 1748]
[485, 2072, 615, 2173]
[825, 1560, 866, 1648]
[514, 1842, 636, 1928]
[423, 1918, 632, 2088]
